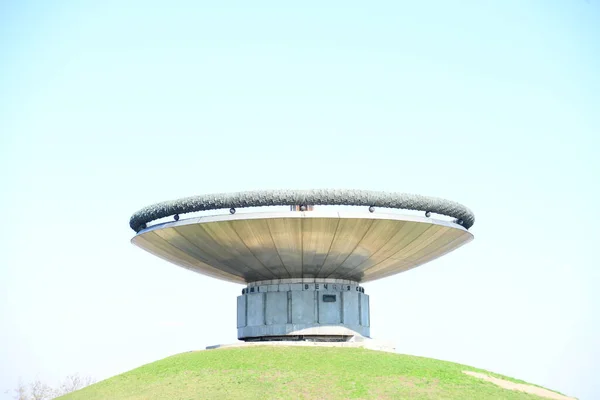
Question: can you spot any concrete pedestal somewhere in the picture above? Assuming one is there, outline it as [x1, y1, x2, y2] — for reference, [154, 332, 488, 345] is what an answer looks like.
[237, 279, 370, 341]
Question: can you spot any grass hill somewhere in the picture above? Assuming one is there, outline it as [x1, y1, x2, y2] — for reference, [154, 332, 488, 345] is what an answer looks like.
[58, 346, 572, 399]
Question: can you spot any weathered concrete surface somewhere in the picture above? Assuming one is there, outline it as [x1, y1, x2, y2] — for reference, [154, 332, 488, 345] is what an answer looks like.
[265, 292, 288, 325]
[291, 291, 314, 325]
[237, 280, 370, 340]
[236, 296, 246, 328]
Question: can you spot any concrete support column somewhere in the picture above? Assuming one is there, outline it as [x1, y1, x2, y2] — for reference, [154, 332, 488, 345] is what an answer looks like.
[237, 279, 370, 341]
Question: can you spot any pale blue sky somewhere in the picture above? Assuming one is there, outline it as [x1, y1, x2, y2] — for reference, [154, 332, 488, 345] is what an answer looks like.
[1, 1, 599, 399]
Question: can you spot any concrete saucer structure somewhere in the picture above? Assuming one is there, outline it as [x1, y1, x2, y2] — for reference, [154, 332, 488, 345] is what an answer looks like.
[130, 189, 475, 342]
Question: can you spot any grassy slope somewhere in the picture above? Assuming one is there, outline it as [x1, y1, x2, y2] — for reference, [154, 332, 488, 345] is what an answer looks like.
[59, 347, 563, 400]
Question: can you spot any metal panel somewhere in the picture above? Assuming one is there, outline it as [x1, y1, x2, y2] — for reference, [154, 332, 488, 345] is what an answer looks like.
[317, 218, 374, 278]
[267, 218, 303, 277]
[360, 226, 455, 279]
[338, 221, 427, 280]
[301, 218, 339, 278]
[199, 221, 276, 280]
[332, 219, 406, 279]
[365, 232, 472, 282]
[229, 218, 290, 278]
[153, 226, 255, 279]
[132, 211, 473, 284]
[132, 232, 243, 283]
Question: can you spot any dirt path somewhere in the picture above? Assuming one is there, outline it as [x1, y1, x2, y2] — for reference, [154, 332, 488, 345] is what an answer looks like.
[463, 371, 576, 400]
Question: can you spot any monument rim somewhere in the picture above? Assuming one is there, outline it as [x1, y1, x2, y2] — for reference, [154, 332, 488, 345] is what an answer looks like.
[131, 211, 473, 285]
[133, 209, 472, 237]
[129, 189, 475, 233]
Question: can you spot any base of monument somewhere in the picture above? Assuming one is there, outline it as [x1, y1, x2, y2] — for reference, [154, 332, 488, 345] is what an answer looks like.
[237, 279, 370, 341]
[243, 334, 353, 342]
[206, 336, 395, 353]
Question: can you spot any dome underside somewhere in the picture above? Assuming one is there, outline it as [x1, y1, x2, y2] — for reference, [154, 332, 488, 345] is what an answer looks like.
[132, 213, 473, 284]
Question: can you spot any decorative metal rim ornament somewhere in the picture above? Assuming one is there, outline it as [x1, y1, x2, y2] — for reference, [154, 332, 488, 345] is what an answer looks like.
[129, 189, 475, 233]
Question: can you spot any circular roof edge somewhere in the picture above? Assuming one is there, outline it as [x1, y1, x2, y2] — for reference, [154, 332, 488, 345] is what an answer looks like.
[129, 189, 475, 233]
[133, 210, 472, 238]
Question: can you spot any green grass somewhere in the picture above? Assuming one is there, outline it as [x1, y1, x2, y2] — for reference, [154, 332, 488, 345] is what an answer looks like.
[58, 346, 566, 400]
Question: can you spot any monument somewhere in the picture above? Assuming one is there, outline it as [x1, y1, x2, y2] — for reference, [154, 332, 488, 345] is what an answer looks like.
[129, 189, 474, 342]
